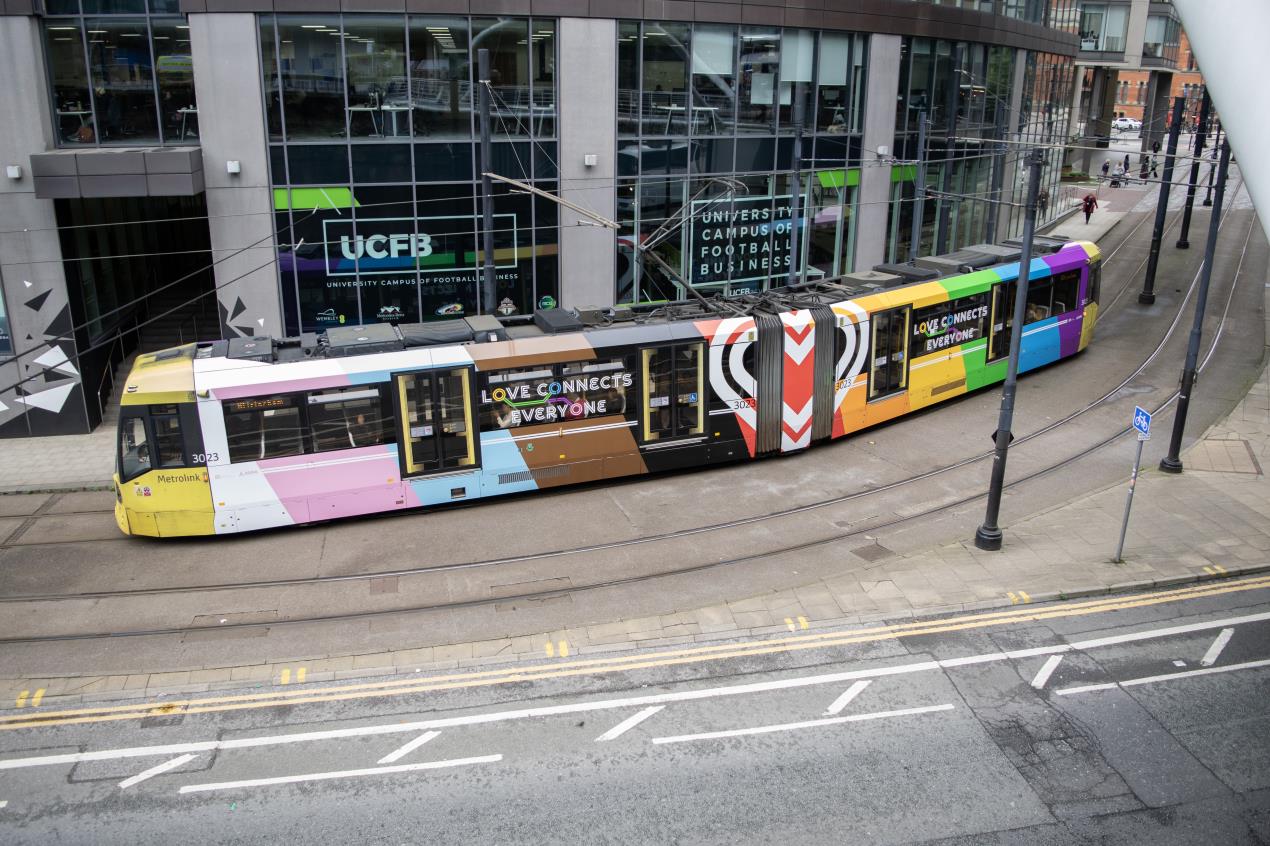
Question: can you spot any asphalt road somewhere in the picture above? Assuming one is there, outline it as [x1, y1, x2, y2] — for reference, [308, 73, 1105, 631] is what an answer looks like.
[1, 578, 1267, 844]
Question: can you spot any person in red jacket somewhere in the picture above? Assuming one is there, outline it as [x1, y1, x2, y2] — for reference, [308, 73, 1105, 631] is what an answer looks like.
[1082, 193, 1098, 224]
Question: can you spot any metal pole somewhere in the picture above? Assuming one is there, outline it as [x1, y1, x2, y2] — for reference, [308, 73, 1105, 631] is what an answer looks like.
[478, 48, 496, 315]
[787, 83, 805, 289]
[909, 110, 927, 264]
[1138, 96, 1186, 305]
[974, 147, 1044, 552]
[1113, 438, 1146, 563]
[1159, 139, 1231, 474]
[1175, 91, 1211, 249]
[1202, 124, 1220, 207]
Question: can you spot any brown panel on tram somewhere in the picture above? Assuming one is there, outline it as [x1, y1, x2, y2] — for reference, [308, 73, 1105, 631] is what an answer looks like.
[465, 335, 595, 371]
[754, 313, 784, 455]
[510, 414, 645, 488]
[810, 305, 837, 442]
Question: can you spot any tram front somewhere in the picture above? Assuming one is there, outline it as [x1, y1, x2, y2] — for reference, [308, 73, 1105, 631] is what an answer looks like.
[113, 344, 216, 537]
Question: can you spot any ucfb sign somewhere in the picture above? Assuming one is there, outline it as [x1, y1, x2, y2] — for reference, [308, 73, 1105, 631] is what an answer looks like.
[322, 215, 518, 277]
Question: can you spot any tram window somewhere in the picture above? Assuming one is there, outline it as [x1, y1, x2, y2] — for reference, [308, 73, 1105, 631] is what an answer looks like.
[1087, 262, 1101, 305]
[868, 307, 910, 400]
[1051, 270, 1080, 315]
[560, 359, 631, 418]
[480, 367, 554, 430]
[1024, 281, 1052, 323]
[224, 396, 306, 463]
[151, 410, 185, 469]
[308, 386, 394, 452]
[119, 414, 152, 480]
[641, 343, 703, 441]
[988, 284, 1016, 362]
[909, 293, 989, 359]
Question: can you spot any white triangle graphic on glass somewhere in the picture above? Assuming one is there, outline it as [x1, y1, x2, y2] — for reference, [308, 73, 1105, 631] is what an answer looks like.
[15, 381, 76, 413]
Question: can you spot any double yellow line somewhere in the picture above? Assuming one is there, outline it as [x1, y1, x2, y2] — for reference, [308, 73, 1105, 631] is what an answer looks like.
[2, 574, 1267, 732]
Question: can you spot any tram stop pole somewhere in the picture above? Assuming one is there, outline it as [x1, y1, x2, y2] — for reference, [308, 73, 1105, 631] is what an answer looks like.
[1113, 432, 1148, 564]
[1138, 96, 1186, 305]
[1159, 139, 1232, 474]
[1175, 91, 1211, 249]
[974, 147, 1044, 552]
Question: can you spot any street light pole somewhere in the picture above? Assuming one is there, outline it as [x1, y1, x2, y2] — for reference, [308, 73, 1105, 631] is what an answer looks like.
[1175, 90, 1211, 249]
[1138, 96, 1186, 305]
[1202, 123, 1221, 207]
[1159, 140, 1231, 474]
[909, 110, 928, 264]
[974, 147, 1044, 552]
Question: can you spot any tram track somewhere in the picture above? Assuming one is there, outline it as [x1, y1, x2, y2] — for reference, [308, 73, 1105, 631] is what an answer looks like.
[0, 198, 1257, 644]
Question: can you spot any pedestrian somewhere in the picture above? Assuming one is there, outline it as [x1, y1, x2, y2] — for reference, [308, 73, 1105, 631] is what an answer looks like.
[1082, 193, 1098, 224]
[1123, 153, 1130, 172]
[1101, 160, 1110, 181]
[1150, 156, 1159, 178]
[1152, 139, 1161, 156]
[1037, 188, 1049, 216]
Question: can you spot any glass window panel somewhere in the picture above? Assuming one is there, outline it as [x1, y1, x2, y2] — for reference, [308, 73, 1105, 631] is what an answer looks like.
[471, 18, 530, 137]
[83, 0, 144, 12]
[490, 141, 531, 181]
[737, 29, 778, 135]
[277, 16, 346, 141]
[416, 183, 478, 319]
[261, 17, 283, 141]
[149, 0, 180, 12]
[407, 16, 471, 140]
[119, 414, 151, 479]
[308, 386, 393, 451]
[530, 19, 555, 137]
[152, 19, 196, 143]
[618, 22, 641, 137]
[292, 205, 360, 332]
[45, 0, 80, 13]
[46, 23, 94, 145]
[85, 18, 159, 144]
[153, 414, 184, 467]
[224, 400, 306, 463]
[351, 142, 411, 182]
[350, 185, 420, 325]
[286, 144, 349, 184]
[343, 16, 408, 139]
[533, 140, 557, 180]
[690, 25, 735, 136]
[642, 22, 690, 135]
[816, 32, 851, 134]
[413, 142, 473, 182]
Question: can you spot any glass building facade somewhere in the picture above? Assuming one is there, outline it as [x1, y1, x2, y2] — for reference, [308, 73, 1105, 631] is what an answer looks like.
[615, 22, 867, 303]
[259, 14, 560, 334]
[42, 1, 196, 146]
[887, 38, 1016, 262]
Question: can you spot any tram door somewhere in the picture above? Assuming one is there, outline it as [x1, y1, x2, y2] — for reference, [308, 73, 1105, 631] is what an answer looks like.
[868, 306, 911, 400]
[640, 343, 705, 442]
[395, 368, 477, 475]
[988, 283, 1016, 363]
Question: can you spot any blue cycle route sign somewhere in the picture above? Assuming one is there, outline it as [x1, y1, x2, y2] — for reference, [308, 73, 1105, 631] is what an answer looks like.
[1132, 406, 1152, 440]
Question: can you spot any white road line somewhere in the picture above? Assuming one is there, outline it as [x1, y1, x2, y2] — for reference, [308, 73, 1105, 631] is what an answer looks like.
[118, 754, 198, 790]
[376, 730, 440, 765]
[5, 610, 1270, 773]
[1031, 655, 1064, 689]
[1201, 628, 1235, 667]
[1056, 658, 1270, 696]
[595, 706, 664, 742]
[824, 680, 871, 715]
[652, 704, 954, 745]
[178, 754, 503, 794]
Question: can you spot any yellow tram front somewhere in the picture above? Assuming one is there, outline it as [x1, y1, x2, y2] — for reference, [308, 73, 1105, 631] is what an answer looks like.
[113, 344, 216, 537]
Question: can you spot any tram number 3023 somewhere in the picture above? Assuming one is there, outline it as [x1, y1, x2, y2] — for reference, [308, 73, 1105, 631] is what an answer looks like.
[190, 452, 220, 464]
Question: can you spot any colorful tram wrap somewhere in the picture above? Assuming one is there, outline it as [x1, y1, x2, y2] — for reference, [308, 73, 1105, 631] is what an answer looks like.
[114, 240, 1101, 537]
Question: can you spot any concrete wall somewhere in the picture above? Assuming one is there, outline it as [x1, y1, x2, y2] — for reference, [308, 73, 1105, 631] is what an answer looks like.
[189, 12, 281, 339]
[0, 16, 90, 436]
[853, 34, 902, 271]
[557, 17, 617, 309]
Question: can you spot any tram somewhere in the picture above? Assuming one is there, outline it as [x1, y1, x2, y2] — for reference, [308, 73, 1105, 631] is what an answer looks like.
[113, 239, 1101, 537]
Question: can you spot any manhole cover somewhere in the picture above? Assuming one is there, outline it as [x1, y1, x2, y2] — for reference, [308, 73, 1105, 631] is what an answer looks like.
[850, 543, 894, 562]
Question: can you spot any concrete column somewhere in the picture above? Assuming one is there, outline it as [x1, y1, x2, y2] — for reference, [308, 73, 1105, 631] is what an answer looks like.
[1141, 70, 1173, 154]
[853, 34, 902, 271]
[1079, 67, 1118, 173]
[189, 13, 280, 339]
[994, 48, 1029, 242]
[557, 18, 616, 309]
[0, 16, 89, 436]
